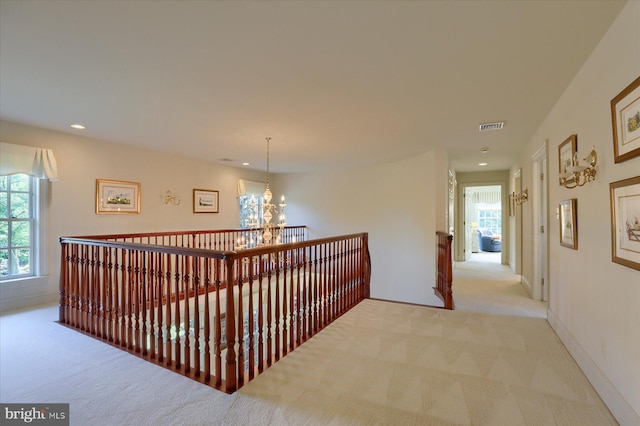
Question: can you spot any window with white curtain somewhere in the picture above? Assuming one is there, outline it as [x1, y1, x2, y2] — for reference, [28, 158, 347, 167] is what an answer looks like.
[0, 142, 57, 282]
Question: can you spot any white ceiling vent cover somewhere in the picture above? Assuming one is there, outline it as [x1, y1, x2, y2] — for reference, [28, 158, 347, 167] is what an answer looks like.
[479, 122, 504, 131]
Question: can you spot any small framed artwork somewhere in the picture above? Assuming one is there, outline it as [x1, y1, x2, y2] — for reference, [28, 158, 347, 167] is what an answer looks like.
[559, 199, 577, 250]
[193, 189, 219, 213]
[611, 76, 640, 163]
[558, 134, 577, 186]
[96, 179, 141, 214]
[610, 176, 640, 271]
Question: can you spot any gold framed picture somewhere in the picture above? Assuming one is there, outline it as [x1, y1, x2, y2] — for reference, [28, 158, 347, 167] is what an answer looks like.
[96, 179, 140, 214]
[611, 76, 640, 163]
[558, 134, 577, 186]
[559, 199, 577, 250]
[610, 176, 640, 271]
[193, 189, 219, 213]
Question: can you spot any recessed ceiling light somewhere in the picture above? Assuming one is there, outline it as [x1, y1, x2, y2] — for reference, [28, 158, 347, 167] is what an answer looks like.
[479, 162, 488, 166]
[70, 124, 85, 129]
[242, 162, 250, 166]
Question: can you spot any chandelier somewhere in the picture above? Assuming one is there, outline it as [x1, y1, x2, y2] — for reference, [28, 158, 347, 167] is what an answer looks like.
[237, 138, 287, 249]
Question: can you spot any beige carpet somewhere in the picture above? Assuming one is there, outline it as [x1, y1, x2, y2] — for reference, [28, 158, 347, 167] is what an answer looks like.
[0, 299, 615, 425]
[453, 256, 547, 318]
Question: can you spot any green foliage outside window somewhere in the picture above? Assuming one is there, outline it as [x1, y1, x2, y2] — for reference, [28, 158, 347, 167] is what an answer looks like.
[239, 195, 264, 228]
[0, 174, 33, 278]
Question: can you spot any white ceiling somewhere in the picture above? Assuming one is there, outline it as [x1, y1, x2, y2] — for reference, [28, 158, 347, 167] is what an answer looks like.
[0, 1, 626, 174]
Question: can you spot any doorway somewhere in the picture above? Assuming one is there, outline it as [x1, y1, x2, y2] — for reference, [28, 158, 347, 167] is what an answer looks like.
[463, 185, 504, 264]
[532, 144, 549, 302]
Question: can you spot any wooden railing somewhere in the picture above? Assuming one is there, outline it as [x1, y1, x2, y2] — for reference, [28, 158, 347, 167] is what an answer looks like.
[434, 231, 454, 310]
[72, 226, 307, 251]
[58, 228, 370, 393]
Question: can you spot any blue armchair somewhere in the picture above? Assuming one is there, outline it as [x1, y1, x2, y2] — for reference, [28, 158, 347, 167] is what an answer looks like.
[478, 229, 501, 252]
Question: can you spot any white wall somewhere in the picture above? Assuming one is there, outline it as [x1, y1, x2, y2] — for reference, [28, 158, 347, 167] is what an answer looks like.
[0, 120, 266, 311]
[278, 148, 449, 306]
[521, 2, 640, 423]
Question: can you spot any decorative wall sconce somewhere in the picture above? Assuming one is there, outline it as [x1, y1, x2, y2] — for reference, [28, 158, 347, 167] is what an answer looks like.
[559, 147, 598, 189]
[164, 190, 181, 205]
[514, 188, 528, 205]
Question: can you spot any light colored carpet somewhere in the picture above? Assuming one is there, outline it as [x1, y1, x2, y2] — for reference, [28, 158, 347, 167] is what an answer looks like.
[1, 299, 615, 425]
[453, 257, 547, 318]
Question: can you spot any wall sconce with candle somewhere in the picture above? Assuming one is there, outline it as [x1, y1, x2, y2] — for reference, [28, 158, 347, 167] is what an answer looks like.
[514, 188, 528, 205]
[164, 190, 181, 205]
[559, 147, 598, 189]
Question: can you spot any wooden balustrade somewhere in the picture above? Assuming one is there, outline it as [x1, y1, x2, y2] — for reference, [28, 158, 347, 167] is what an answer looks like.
[434, 231, 454, 310]
[72, 226, 307, 251]
[58, 228, 370, 393]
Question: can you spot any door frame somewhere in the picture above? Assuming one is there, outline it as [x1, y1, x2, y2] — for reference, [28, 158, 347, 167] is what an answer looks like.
[456, 181, 508, 265]
[531, 143, 549, 302]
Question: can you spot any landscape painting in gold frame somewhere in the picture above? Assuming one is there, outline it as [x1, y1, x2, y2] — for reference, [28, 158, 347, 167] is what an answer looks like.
[611, 76, 640, 163]
[610, 176, 640, 271]
[193, 189, 219, 213]
[96, 179, 141, 214]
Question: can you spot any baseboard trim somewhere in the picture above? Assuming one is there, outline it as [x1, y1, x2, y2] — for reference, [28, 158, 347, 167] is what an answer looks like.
[548, 309, 639, 425]
[368, 297, 447, 310]
[520, 275, 532, 296]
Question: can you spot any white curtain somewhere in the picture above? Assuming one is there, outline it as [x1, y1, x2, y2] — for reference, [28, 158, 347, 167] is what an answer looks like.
[470, 191, 501, 204]
[236, 179, 266, 197]
[0, 142, 59, 181]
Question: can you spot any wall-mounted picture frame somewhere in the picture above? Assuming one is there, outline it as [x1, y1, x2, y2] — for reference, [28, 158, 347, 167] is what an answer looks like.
[96, 179, 141, 214]
[558, 134, 577, 186]
[610, 176, 640, 271]
[559, 199, 577, 250]
[193, 189, 219, 213]
[611, 76, 640, 163]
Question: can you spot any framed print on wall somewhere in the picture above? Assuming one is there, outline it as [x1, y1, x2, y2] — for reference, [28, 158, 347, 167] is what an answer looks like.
[559, 199, 577, 250]
[193, 189, 219, 213]
[558, 134, 577, 186]
[611, 76, 640, 163]
[96, 179, 140, 214]
[610, 176, 640, 271]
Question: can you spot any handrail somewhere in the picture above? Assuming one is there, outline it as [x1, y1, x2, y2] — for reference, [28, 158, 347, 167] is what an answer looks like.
[69, 225, 307, 241]
[58, 228, 370, 393]
[434, 231, 454, 310]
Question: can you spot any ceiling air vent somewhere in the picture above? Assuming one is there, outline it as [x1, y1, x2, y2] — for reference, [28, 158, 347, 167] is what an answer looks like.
[479, 121, 504, 131]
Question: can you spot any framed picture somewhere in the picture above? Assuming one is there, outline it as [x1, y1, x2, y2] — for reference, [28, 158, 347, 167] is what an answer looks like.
[559, 199, 577, 250]
[96, 179, 140, 214]
[558, 134, 577, 186]
[193, 189, 219, 213]
[611, 76, 640, 163]
[610, 176, 640, 271]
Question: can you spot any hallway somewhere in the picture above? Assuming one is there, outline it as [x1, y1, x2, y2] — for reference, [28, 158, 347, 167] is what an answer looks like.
[453, 256, 547, 318]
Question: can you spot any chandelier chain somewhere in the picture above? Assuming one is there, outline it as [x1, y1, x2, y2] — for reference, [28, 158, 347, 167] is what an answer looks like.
[265, 137, 271, 187]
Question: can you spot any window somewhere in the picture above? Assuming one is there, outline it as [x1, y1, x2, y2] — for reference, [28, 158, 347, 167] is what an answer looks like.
[237, 179, 268, 229]
[239, 194, 264, 228]
[476, 203, 502, 237]
[1, 174, 36, 279]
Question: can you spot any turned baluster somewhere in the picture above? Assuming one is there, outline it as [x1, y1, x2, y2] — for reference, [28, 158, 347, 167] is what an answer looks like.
[193, 256, 201, 375]
[274, 251, 281, 362]
[183, 256, 191, 372]
[156, 252, 164, 362]
[214, 258, 222, 388]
